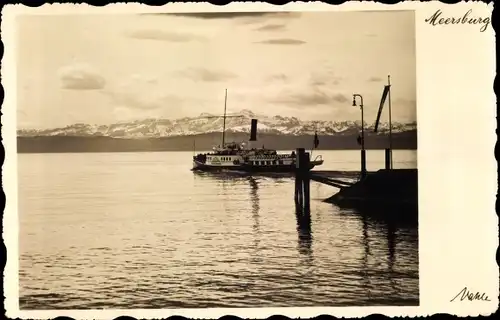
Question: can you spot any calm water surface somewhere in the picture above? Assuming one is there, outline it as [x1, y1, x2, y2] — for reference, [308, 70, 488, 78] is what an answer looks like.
[19, 150, 419, 309]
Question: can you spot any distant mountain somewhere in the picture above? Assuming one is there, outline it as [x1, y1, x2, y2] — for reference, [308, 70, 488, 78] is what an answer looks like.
[17, 109, 417, 139]
[17, 131, 417, 153]
[16, 110, 417, 153]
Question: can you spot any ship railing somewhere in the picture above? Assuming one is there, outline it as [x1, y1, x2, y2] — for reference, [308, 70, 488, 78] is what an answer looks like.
[248, 154, 294, 160]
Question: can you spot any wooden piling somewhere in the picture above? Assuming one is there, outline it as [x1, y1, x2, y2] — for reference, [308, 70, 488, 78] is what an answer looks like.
[361, 149, 367, 179]
[303, 152, 311, 213]
[385, 148, 392, 170]
[294, 172, 301, 206]
[295, 148, 311, 215]
[295, 148, 305, 208]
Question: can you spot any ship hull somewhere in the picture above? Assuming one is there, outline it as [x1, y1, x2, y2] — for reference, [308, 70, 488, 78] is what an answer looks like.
[192, 160, 324, 173]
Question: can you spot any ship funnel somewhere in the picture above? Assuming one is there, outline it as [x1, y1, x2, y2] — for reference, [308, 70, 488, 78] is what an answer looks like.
[249, 119, 258, 141]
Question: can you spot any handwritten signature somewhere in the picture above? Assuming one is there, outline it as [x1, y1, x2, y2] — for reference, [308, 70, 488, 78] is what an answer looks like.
[450, 287, 491, 302]
[425, 9, 490, 33]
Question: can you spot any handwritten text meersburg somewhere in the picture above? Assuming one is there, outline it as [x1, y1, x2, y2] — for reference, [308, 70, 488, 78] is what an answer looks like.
[425, 9, 490, 32]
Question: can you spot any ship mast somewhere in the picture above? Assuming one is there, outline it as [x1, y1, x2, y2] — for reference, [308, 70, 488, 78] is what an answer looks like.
[222, 88, 227, 147]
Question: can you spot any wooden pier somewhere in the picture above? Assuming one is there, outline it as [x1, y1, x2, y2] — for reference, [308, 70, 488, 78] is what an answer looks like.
[294, 148, 418, 222]
[309, 173, 354, 189]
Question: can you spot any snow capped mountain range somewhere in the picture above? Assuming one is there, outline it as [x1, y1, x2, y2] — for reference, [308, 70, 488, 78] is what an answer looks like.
[17, 109, 417, 138]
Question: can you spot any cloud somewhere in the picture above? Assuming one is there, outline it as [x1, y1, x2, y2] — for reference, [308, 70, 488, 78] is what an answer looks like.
[176, 67, 237, 82]
[269, 89, 349, 107]
[146, 12, 299, 20]
[309, 72, 342, 86]
[393, 98, 416, 106]
[266, 74, 288, 83]
[142, 12, 302, 26]
[103, 75, 182, 110]
[255, 23, 286, 32]
[106, 92, 181, 110]
[125, 29, 206, 42]
[310, 78, 325, 86]
[106, 91, 182, 110]
[58, 64, 106, 90]
[368, 76, 383, 82]
[255, 38, 306, 45]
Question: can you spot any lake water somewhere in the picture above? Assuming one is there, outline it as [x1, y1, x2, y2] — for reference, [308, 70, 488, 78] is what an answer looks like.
[18, 150, 419, 309]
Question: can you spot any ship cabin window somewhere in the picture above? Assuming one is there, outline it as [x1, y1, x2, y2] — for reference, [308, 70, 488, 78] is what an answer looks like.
[279, 160, 283, 165]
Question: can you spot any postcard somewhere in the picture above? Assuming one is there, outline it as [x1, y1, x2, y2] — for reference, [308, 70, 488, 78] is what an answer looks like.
[1, 1, 497, 319]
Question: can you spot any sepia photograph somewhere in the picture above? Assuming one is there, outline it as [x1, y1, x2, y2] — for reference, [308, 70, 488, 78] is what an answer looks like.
[2, 2, 497, 318]
[14, 8, 419, 310]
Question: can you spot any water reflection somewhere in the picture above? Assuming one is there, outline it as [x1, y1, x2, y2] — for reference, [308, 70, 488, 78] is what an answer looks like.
[192, 170, 292, 180]
[386, 220, 398, 293]
[247, 176, 261, 251]
[20, 152, 419, 309]
[248, 176, 260, 219]
[295, 201, 313, 260]
[353, 206, 418, 304]
[193, 171, 315, 259]
[361, 213, 370, 296]
[194, 170, 417, 303]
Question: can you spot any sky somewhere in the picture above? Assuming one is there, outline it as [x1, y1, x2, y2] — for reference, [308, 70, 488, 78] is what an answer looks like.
[16, 10, 416, 129]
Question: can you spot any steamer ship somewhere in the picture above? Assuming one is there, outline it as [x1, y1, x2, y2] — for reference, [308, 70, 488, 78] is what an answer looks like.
[192, 90, 324, 172]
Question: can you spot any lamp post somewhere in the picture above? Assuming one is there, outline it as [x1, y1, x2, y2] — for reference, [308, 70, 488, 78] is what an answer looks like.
[352, 94, 366, 179]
